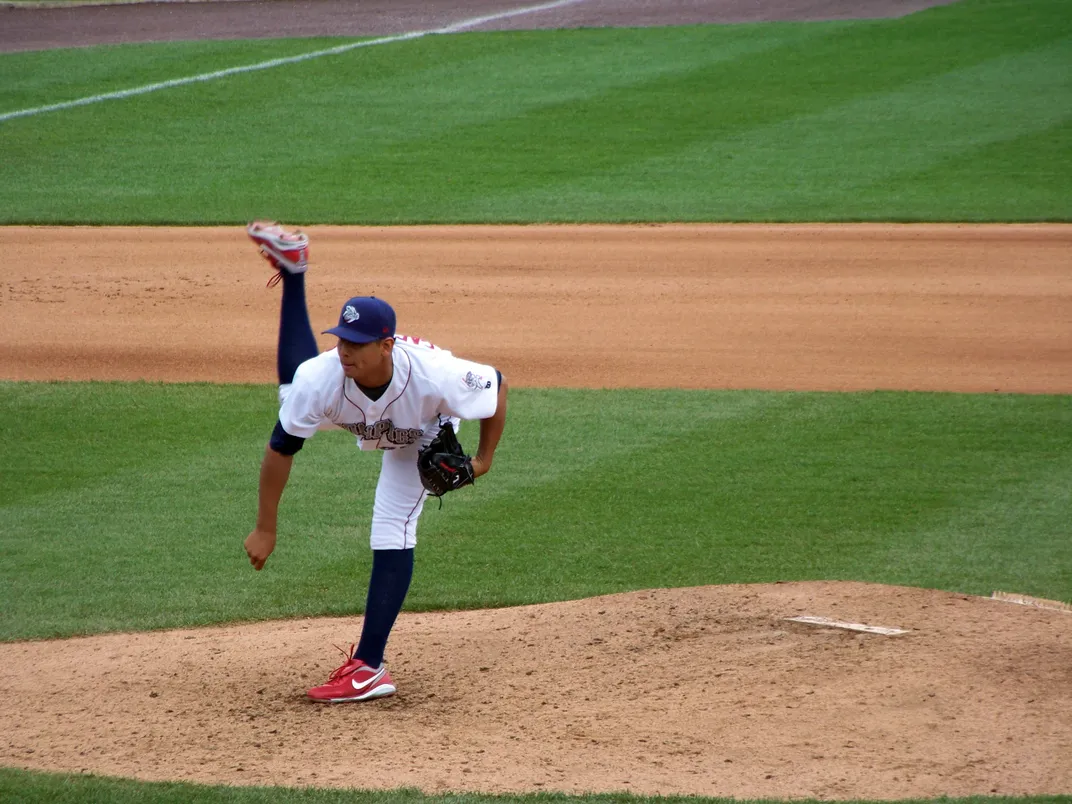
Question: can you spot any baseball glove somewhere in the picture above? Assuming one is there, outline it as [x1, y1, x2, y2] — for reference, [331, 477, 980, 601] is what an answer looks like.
[417, 421, 475, 498]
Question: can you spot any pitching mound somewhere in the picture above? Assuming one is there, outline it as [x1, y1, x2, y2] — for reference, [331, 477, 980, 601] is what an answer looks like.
[1, 582, 1069, 798]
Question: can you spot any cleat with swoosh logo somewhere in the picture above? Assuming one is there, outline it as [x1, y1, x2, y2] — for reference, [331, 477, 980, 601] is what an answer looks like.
[307, 648, 396, 703]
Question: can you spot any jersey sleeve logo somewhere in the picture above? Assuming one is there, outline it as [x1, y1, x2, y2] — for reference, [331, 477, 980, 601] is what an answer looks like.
[463, 371, 489, 392]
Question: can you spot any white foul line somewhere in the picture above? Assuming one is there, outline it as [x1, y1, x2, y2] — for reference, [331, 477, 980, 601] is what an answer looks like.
[0, 32, 424, 123]
[435, 0, 584, 33]
[0, 0, 588, 124]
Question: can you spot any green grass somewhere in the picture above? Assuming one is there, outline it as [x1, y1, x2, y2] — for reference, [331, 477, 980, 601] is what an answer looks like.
[2, 768, 1069, 804]
[0, 0, 1069, 223]
[2, 382, 1069, 642]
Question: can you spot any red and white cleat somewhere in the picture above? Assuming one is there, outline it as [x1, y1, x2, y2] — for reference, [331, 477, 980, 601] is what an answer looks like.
[307, 648, 396, 703]
[246, 220, 309, 286]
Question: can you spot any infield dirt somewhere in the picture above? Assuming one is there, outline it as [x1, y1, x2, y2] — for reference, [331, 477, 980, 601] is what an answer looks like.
[4, 224, 1071, 393]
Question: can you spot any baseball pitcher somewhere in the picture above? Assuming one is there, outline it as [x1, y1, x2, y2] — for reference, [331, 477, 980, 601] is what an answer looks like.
[243, 222, 509, 702]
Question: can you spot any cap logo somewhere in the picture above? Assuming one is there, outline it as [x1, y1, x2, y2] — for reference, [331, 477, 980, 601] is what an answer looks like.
[343, 305, 360, 323]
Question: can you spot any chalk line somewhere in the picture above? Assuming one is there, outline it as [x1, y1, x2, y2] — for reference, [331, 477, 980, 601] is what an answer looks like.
[0, 0, 587, 124]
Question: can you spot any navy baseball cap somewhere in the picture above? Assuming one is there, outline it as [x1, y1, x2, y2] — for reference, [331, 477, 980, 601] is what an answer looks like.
[323, 296, 396, 344]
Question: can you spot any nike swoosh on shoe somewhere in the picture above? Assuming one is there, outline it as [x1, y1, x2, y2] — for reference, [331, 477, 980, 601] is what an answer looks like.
[351, 666, 387, 691]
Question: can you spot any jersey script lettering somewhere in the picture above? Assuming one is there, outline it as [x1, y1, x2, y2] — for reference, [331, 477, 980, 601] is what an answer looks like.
[340, 419, 423, 446]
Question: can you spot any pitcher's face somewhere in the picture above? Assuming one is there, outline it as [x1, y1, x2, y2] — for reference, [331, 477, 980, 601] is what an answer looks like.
[337, 337, 394, 385]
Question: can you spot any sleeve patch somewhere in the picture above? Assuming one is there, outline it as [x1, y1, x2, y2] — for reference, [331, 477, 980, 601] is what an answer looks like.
[463, 370, 491, 392]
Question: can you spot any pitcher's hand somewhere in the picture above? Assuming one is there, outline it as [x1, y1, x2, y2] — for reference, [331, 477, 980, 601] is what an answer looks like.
[244, 528, 277, 571]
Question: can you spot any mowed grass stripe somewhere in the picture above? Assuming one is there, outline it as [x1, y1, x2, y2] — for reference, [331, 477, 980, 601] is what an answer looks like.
[0, 25, 833, 221]
[875, 459, 1072, 599]
[1, 384, 1069, 641]
[0, 39, 351, 111]
[876, 117, 1072, 219]
[5, 766, 1066, 804]
[433, 7, 1071, 217]
[488, 38, 1072, 221]
[0, 0, 1069, 223]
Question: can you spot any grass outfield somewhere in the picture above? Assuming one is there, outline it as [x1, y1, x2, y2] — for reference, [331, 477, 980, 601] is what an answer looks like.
[2, 382, 1069, 642]
[0, 0, 1068, 223]
[1, 771, 1070, 804]
[3, 771, 1069, 804]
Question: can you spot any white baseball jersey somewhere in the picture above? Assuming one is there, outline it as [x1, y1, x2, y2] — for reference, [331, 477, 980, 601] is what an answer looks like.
[277, 336, 500, 551]
[279, 335, 499, 450]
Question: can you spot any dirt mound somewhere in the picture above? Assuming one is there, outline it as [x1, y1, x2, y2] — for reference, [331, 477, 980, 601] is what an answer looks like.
[1, 582, 1069, 798]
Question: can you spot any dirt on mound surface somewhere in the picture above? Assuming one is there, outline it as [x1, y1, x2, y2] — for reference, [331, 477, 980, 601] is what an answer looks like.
[1, 582, 1069, 799]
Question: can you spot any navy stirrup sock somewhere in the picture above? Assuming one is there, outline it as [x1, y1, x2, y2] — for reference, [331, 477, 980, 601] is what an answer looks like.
[277, 272, 319, 385]
[354, 548, 414, 668]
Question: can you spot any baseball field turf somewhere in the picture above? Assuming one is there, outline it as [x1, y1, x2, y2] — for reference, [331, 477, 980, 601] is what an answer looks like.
[0, 0, 1069, 223]
[2, 384, 1070, 642]
[0, 0, 1070, 801]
